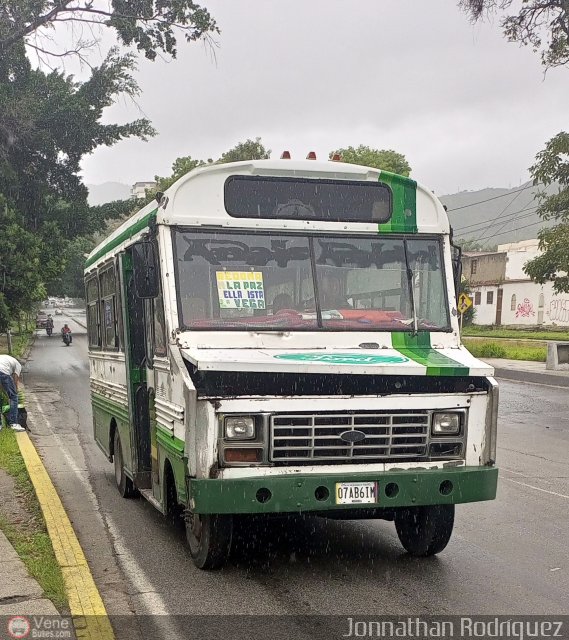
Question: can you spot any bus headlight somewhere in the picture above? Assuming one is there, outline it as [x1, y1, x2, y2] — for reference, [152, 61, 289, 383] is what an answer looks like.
[225, 416, 255, 440]
[432, 412, 461, 436]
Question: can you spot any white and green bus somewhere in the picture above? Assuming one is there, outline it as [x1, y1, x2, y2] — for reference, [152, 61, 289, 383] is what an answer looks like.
[85, 155, 498, 569]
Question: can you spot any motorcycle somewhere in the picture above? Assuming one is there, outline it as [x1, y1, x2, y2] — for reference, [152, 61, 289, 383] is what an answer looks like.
[62, 332, 72, 346]
[46, 326, 53, 337]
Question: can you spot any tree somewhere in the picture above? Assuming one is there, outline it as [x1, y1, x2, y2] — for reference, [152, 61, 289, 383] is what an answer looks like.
[459, 1, 569, 291]
[0, 0, 219, 321]
[459, 1, 569, 68]
[329, 145, 411, 176]
[218, 137, 270, 164]
[154, 156, 206, 192]
[0, 294, 10, 334]
[51, 236, 96, 298]
[0, 200, 45, 318]
[524, 133, 569, 293]
[153, 138, 270, 193]
[0, 0, 218, 63]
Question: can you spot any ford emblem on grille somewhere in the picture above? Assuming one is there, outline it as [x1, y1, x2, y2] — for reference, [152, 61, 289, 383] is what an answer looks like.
[340, 430, 366, 443]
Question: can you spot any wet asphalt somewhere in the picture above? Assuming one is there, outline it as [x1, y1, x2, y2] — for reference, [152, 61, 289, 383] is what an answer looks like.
[22, 311, 569, 637]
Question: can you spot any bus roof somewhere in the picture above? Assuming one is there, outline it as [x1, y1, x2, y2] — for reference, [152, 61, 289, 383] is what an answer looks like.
[86, 159, 449, 270]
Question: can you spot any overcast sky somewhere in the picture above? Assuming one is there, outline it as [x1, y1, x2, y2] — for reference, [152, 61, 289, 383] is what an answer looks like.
[77, 0, 569, 195]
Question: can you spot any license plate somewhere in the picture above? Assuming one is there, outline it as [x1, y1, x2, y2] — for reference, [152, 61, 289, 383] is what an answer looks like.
[335, 481, 378, 505]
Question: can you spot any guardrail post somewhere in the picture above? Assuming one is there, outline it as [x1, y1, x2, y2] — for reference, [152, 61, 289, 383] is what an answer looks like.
[546, 341, 569, 370]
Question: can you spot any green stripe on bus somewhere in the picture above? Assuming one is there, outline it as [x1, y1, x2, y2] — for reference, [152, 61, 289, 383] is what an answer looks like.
[92, 392, 130, 421]
[391, 332, 469, 376]
[378, 172, 417, 234]
[156, 424, 185, 456]
[85, 208, 158, 269]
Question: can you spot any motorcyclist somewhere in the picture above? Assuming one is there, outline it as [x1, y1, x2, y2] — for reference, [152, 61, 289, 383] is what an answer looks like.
[46, 315, 54, 330]
[61, 324, 72, 344]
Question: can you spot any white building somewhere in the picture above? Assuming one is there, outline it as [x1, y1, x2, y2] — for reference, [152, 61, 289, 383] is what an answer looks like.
[463, 239, 569, 327]
[131, 181, 156, 199]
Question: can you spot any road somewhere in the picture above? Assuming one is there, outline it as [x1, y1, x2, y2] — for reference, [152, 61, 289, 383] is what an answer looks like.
[23, 312, 569, 638]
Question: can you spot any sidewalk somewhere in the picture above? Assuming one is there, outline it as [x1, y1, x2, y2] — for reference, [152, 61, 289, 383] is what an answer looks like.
[484, 358, 569, 387]
[0, 531, 59, 616]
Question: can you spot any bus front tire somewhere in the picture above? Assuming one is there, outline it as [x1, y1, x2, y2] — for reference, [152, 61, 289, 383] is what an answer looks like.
[394, 504, 454, 557]
[113, 430, 137, 499]
[186, 512, 232, 569]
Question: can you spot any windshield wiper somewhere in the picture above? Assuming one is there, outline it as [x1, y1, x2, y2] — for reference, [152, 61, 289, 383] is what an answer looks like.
[403, 240, 418, 336]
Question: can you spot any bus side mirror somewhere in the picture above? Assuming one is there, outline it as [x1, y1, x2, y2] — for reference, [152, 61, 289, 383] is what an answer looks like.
[451, 242, 462, 303]
[133, 242, 159, 298]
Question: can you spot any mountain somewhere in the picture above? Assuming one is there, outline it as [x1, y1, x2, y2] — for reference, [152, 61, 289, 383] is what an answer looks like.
[439, 181, 557, 247]
[86, 182, 130, 205]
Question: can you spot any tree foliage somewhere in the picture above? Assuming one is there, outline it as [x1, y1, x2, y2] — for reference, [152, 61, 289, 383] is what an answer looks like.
[218, 137, 271, 164]
[460, 2, 569, 291]
[329, 145, 411, 176]
[0, 294, 11, 334]
[0, 0, 218, 63]
[524, 132, 569, 293]
[154, 138, 271, 193]
[0, 199, 46, 318]
[0, 0, 218, 323]
[154, 156, 206, 192]
[459, 0, 569, 68]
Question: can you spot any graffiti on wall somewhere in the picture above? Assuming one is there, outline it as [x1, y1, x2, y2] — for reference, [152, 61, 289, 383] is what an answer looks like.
[515, 298, 535, 318]
[548, 299, 569, 323]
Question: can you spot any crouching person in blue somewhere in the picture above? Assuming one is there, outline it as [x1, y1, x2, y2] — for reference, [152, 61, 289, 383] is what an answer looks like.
[0, 355, 25, 432]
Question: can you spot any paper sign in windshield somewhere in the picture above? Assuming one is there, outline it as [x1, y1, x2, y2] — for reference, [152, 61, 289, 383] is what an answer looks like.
[216, 271, 265, 309]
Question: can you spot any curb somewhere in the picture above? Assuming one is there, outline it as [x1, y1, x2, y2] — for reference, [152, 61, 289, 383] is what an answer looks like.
[16, 432, 115, 640]
[63, 311, 87, 330]
[493, 367, 569, 388]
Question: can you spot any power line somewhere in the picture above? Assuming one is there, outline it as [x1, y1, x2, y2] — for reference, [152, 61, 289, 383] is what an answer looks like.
[462, 219, 544, 246]
[453, 204, 538, 234]
[454, 209, 539, 238]
[445, 183, 535, 212]
[488, 219, 544, 239]
[471, 188, 525, 245]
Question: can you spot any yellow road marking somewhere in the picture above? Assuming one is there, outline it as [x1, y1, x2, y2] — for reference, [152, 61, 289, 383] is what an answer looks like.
[16, 432, 115, 640]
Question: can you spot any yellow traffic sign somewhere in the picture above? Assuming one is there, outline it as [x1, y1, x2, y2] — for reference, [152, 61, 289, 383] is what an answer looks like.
[457, 293, 473, 315]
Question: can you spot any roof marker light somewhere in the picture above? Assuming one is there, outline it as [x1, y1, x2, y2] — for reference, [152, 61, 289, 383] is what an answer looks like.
[306, 151, 317, 160]
[331, 153, 342, 162]
[280, 151, 291, 159]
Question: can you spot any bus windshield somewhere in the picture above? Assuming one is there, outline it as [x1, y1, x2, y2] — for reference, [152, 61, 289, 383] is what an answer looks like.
[174, 231, 450, 331]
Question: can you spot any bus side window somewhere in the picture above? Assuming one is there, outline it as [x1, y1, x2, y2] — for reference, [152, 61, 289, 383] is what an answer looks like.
[99, 266, 119, 351]
[153, 290, 167, 357]
[86, 276, 101, 349]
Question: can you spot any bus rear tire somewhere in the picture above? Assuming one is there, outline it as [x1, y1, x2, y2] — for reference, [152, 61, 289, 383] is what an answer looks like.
[394, 504, 454, 556]
[186, 513, 232, 569]
[113, 430, 137, 499]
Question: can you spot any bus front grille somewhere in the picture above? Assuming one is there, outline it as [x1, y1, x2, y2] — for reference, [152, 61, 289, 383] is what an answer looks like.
[269, 411, 430, 463]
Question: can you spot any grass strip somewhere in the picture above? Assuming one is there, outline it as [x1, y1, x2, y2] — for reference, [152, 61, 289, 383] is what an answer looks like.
[462, 326, 569, 341]
[0, 329, 34, 358]
[0, 428, 68, 610]
[463, 338, 547, 362]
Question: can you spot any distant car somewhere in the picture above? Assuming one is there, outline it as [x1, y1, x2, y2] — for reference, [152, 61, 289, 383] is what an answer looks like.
[54, 308, 63, 315]
[36, 313, 48, 328]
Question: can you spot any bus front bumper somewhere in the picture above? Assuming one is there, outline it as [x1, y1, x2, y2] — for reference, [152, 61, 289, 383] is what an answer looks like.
[188, 466, 498, 515]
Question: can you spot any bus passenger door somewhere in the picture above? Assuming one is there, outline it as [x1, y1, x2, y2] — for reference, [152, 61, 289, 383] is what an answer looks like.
[120, 251, 152, 489]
